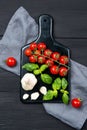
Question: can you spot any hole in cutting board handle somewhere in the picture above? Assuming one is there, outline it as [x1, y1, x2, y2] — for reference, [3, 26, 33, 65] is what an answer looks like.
[44, 19, 47, 22]
[38, 15, 54, 40]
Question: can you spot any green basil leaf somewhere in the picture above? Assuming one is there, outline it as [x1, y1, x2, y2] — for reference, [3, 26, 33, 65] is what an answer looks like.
[62, 78, 68, 90]
[33, 69, 41, 75]
[60, 89, 65, 93]
[62, 93, 69, 104]
[64, 90, 69, 94]
[43, 90, 53, 100]
[53, 90, 58, 98]
[52, 78, 61, 90]
[41, 74, 52, 84]
[40, 64, 48, 72]
[43, 90, 58, 100]
[22, 63, 39, 71]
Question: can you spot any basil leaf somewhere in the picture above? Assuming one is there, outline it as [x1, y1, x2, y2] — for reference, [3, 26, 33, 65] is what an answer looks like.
[62, 78, 68, 90]
[60, 89, 65, 93]
[43, 90, 53, 100]
[62, 93, 69, 104]
[33, 69, 41, 75]
[41, 74, 52, 84]
[22, 63, 39, 71]
[52, 78, 61, 90]
[53, 90, 58, 98]
[40, 64, 48, 72]
[64, 90, 69, 94]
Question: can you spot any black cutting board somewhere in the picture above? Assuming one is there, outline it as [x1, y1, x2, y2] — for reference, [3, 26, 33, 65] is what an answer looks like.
[20, 14, 70, 103]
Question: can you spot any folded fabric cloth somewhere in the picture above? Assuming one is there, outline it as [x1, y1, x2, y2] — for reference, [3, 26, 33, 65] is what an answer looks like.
[44, 60, 87, 129]
[0, 7, 87, 130]
[0, 7, 38, 75]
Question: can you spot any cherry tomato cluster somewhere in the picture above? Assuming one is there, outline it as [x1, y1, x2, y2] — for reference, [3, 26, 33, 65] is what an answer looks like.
[24, 42, 69, 76]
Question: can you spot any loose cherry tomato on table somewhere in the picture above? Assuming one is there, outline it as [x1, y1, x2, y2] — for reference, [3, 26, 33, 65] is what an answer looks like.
[24, 48, 32, 56]
[59, 55, 69, 65]
[6, 57, 17, 67]
[45, 59, 54, 67]
[51, 52, 60, 61]
[59, 67, 68, 76]
[29, 42, 37, 51]
[38, 42, 46, 51]
[29, 55, 37, 63]
[38, 56, 46, 64]
[50, 65, 59, 75]
[71, 98, 82, 108]
[44, 49, 52, 57]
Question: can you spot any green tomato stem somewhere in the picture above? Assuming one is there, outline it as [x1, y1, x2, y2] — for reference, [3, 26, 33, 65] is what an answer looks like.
[33, 50, 70, 69]
[42, 54, 70, 69]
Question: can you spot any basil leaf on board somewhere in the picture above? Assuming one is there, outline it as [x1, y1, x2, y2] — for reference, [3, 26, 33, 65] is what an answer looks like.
[64, 90, 69, 94]
[62, 78, 68, 90]
[60, 89, 65, 93]
[41, 74, 53, 84]
[62, 93, 69, 104]
[52, 78, 61, 90]
[53, 90, 58, 98]
[40, 64, 48, 72]
[22, 63, 39, 72]
[43, 90, 58, 100]
[43, 90, 53, 100]
[33, 69, 41, 75]
[33, 64, 48, 75]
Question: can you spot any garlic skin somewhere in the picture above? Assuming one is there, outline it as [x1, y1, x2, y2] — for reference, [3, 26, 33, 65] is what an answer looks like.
[39, 86, 47, 95]
[21, 73, 37, 91]
[23, 94, 29, 100]
[31, 92, 39, 100]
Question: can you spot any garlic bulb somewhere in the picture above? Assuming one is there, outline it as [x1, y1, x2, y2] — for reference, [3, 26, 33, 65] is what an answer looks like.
[21, 73, 37, 91]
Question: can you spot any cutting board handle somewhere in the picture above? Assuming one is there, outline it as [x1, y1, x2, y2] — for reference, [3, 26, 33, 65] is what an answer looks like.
[38, 14, 54, 40]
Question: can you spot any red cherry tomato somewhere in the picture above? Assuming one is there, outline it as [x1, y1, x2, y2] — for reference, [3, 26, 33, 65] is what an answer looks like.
[6, 57, 17, 67]
[59, 67, 68, 77]
[38, 56, 46, 64]
[50, 65, 59, 75]
[71, 98, 82, 108]
[29, 55, 37, 63]
[59, 55, 69, 65]
[38, 42, 46, 51]
[29, 42, 37, 51]
[45, 59, 54, 67]
[51, 52, 60, 60]
[34, 50, 41, 56]
[24, 48, 32, 56]
[44, 49, 52, 57]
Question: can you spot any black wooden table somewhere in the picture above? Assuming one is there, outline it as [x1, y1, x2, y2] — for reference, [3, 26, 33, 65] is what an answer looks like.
[0, 1, 87, 130]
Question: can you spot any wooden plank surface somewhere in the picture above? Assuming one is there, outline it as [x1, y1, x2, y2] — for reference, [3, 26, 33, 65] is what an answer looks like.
[0, 39, 87, 130]
[0, 1, 87, 130]
[0, 0, 87, 38]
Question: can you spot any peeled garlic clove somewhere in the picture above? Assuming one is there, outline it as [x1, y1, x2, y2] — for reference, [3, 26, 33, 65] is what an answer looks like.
[31, 92, 39, 100]
[23, 93, 29, 100]
[40, 86, 47, 95]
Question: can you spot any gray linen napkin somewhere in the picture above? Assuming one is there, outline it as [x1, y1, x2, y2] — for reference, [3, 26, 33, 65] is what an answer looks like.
[44, 60, 87, 129]
[0, 7, 38, 75]
[0, 7, 87, 130]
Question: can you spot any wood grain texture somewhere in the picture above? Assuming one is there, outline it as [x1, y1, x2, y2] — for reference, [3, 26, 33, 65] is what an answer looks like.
[57, 39, 87, 66]
[0, 39, 87, 130]
[0, 1, 87, 130]
[0, 92, 77, 130]
[0, 0, 87, 37]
